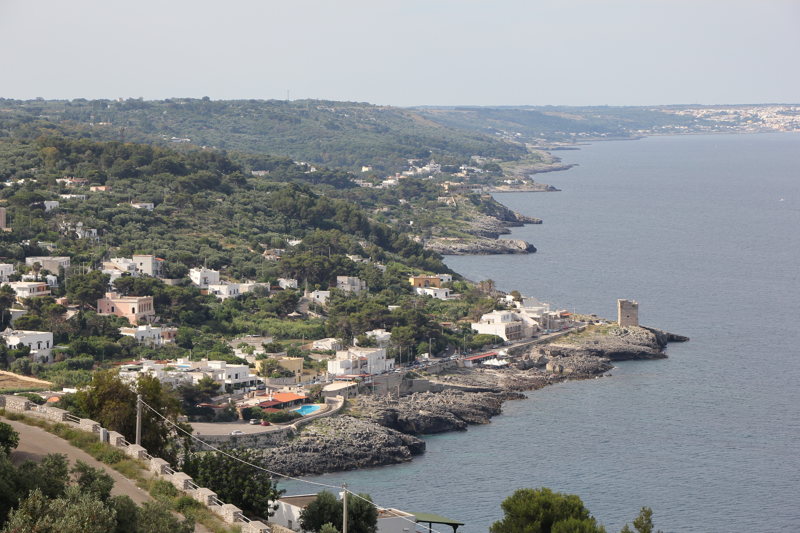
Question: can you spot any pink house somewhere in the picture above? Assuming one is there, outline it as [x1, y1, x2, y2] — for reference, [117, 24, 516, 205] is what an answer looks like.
[97, 292, 155, 325]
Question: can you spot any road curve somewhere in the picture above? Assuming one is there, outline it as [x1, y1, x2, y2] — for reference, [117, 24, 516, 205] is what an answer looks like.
[2, 416, 212, 533]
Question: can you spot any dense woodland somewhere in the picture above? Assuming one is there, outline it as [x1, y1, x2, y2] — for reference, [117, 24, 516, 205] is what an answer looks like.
[0, 99, 528, 172]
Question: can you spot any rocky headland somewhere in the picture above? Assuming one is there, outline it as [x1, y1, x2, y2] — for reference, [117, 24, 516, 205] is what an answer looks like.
[255, 416, 425, 476]
[351, 390, 514, 434]
[246, 324, 686, 476]
[424, 237, 536, 255]
[529, 325, 689, 361]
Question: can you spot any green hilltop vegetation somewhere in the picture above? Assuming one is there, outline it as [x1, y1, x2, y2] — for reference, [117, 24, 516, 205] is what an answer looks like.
[0, 98, 527, 172]
[4, 98, 779, 175]
[0, 127, 507, 390]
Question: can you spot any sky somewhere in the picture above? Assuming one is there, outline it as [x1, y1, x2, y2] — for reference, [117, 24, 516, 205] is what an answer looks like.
[1, 0, 799, 107]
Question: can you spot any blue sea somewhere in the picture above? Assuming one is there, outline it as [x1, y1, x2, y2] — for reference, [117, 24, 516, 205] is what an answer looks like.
[285, 133, 800, 532]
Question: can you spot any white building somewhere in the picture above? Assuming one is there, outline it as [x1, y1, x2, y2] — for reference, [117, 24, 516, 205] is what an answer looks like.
[514, 297, 572, 331]
[1, 329, 54, 363]
[277, 278, 298, 290]
[271, 494, 416, 533]
[207, 283, 240, 300]
[59, 194, 87, 201]
[5, 281, 50, 301]
[238, 282, 269, 296]
[189, 267, 220, 288]
[130, 202, 155, 211]
[414, 286, 452, 300]
[336, 276, 367, 293]
[119, 325, 177, 347]
[120, 358, 260, 392]
[355, 328, 392, 348]
[102, 257, 138, 282]
[308, 337, 342, 352]
[25, 256, 70, 273]
[309, 290, 330, 306]
[132, 255, 163, 277]
[21, 273, 58, 288]
[328, 347, 394, 376]
[43, 200, 59, 212]
[471, 310, 537, 342]
[0, 264, 15, 282]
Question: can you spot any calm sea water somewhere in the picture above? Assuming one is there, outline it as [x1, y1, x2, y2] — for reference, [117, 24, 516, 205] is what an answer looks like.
[285, 133, 800, 532]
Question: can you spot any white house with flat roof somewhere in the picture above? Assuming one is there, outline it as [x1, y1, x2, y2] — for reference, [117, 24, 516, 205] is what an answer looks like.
[189, 267, 220, 288]
[0, 264, 15, 282]
[5, 281, 50, 301]
[355, 328, 392, 348]
[207, 283, 240, 300]
[120, 358, 260, 392]
[471, 310, 537, 342]
[132, 255, 163, 277]
[21, 273, 58, 288]
[119, 325, 177, 347]
[414, 286, 452, 300]
[309, 290, 330, 306]
[1, 329, 54, 363]
[25, 256, 70, 273]
[328, 347, 394, 376]
[336, 276, 367, 293]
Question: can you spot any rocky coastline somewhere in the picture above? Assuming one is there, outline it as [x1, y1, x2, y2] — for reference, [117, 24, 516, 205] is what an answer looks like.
[424, 237, 537, 255]
[251, 325, 686, 477]
[423, 199, 541, 255]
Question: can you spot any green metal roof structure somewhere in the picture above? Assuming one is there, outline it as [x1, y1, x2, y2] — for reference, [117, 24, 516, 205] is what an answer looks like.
[412, 512, 465, 533]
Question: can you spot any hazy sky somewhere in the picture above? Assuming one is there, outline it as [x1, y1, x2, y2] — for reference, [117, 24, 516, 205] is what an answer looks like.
[1, 0, 798, 106]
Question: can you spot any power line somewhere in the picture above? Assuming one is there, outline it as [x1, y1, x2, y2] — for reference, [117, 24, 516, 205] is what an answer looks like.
[139, 399, 448, 533]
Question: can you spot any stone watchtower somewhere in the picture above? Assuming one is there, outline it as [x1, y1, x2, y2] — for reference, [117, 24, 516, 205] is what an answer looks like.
[617, 299, 639, 327]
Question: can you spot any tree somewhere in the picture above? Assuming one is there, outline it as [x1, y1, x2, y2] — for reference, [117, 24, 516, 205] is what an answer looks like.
[75, 370, 188, 462]
[620, 508, 661, 533]
[1, 487, 117, 533]
[0, 285, 16, 330]
[182, 448, 283, 518]
[320, 523, 339, 533]
[299, 491, 377, 533]
[346, 493, 378, 533]
[490, 488, 605, 533]
[71, 460, 114, 501]
[135, 501, 194, 533]
[66, 271, 111, 309]
[0, 422, 19, 455]
[300, 491, 341, 533]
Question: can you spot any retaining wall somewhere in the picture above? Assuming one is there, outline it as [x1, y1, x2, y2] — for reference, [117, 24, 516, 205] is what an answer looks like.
[1, 394, 270, 533]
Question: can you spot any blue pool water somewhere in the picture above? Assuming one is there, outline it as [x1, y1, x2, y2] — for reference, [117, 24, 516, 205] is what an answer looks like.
[293, 405, 321, 416]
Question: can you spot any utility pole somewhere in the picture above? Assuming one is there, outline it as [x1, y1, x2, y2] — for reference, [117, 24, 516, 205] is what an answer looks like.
[135, 394, 142, 446]
[342, 484, 348, 533]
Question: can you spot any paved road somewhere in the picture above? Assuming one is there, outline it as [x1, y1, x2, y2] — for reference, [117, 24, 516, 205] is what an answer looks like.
[2, 417, 212, 533]
[4, 417, 153, 505]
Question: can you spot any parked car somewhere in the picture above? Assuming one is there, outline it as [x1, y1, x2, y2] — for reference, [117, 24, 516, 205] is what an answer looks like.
[260, 420, 271, 426]
[249, 418, 259, 425]
[230, 430, 244, 435]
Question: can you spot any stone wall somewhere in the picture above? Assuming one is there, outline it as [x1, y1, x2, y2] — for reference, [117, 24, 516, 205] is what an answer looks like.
[0, 394, 270, 533]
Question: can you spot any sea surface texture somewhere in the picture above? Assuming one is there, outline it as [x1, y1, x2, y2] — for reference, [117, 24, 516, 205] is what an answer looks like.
[286, 133, 800, 532]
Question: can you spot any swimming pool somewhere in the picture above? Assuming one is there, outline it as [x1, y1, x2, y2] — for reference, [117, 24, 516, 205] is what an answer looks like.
[293, 404, 321, 416]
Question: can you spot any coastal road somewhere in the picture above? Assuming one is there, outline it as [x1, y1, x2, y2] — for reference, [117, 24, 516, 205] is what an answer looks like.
[2, 417, 212, 533]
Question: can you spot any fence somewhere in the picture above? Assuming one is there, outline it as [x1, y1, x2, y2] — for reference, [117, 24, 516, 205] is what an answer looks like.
[0, 394, 271, 533]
